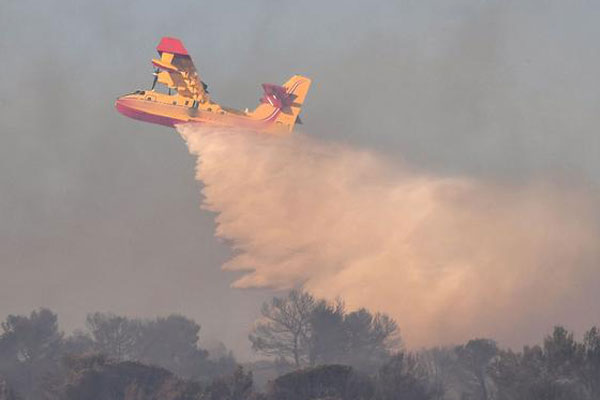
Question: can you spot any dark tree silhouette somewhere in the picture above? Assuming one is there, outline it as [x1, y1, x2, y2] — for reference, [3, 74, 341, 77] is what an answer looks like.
[85, 312, 235, 380]
[309, 299, 346, 365]
[0, 309, 64, 400]
[375, 353, 438, 400]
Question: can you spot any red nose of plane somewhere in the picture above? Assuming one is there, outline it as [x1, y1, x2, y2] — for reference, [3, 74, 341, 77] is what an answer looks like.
[114, 97, 126, 115]
[114, 95, 183, 127]
[115, 96, 139, 120]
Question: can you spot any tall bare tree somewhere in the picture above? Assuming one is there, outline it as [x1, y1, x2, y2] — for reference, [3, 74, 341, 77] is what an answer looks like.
[250, 291, 401, 371]
[249, 290, 315, 367]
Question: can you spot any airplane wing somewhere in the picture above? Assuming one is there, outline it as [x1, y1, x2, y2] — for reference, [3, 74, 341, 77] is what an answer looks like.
[151, 37, 209, 103]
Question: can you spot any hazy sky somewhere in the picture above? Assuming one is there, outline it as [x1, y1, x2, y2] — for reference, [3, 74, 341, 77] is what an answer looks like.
[1, 0, 599, 358]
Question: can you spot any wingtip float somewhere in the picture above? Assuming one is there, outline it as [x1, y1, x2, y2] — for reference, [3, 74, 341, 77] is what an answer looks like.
[115, 37, 311, 134]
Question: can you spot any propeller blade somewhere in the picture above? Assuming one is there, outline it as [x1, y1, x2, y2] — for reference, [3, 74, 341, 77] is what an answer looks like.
[151, 69, 159, 90]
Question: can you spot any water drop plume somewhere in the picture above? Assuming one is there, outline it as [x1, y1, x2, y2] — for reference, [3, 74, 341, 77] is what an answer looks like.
[179, 125, 600, 348]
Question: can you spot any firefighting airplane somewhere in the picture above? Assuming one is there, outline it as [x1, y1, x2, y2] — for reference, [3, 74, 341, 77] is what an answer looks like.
[115, 37, 311, 134]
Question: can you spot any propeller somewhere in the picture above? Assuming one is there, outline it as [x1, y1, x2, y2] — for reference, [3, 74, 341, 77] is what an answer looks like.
[151, 68, 159, 90]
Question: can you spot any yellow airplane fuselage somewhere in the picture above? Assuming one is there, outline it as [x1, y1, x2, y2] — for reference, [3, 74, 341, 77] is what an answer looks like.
[115, 90, 287, 134]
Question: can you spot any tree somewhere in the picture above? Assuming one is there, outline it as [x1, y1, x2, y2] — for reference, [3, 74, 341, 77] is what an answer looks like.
[249, 290, 315, 367]
[455, 339, 498, 400]
[250, 291, 400, 371]
[308, 299, 346, 366]
[85, 313, 140, 361]
[268, 364, 366, 400]
[0, 309, 64, 400]
[0, 309, 63, 365]
[58, 355, 203, 400]
[62, 330, 94, 355]
[85, 312, 235, 380]
[583, 326, 600, 397]
[376, 353, 437, 400]
[134, 314, 213, 379]
[543, 326, 584, 374]
[410, 348, 451, 400]
[342, 309, 400, 371]
[205, 366, 255, 400]
[490, 328, 589, 400]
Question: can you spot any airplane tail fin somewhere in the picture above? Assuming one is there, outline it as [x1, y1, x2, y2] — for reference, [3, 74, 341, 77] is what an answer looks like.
[249, 75, 312, 132]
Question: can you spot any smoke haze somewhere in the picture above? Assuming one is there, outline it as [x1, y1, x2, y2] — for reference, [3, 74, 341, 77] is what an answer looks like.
[2, 1, 600, 358]
[180, 125, 600, 348]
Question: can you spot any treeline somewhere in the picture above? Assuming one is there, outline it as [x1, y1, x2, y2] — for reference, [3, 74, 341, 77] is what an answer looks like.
[0, 309, 236, 399]
[1, 291, 600, 399]
[249, 291, 600, 399]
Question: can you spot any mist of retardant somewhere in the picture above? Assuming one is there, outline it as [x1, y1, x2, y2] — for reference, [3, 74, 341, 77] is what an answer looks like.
[179, 125, 600, 348]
